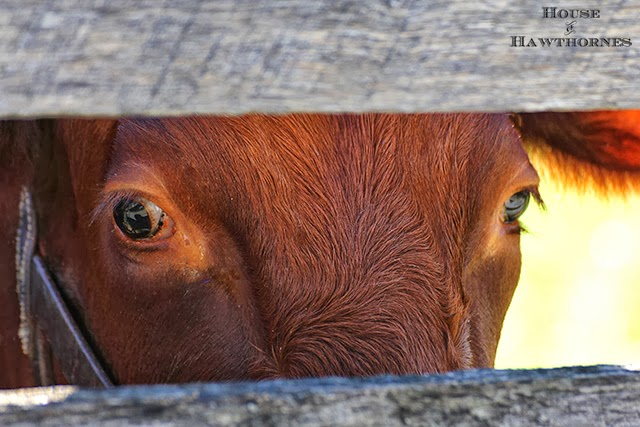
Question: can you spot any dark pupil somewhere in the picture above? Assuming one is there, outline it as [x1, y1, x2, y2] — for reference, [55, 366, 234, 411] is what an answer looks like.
[114, 199, 152, 238]
[504, 191, 530, 223]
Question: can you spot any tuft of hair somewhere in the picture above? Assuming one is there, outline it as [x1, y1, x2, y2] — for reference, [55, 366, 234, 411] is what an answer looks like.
[516, 111, 640, 199]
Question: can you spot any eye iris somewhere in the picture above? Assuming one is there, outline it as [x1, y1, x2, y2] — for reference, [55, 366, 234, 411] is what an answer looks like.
[113, 198, 162, 239]
[503, 191, 531, 223]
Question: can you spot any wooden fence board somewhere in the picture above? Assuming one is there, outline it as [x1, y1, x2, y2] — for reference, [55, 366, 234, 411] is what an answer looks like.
[0, 1, 639, 117]
[1, 366, 639, 426]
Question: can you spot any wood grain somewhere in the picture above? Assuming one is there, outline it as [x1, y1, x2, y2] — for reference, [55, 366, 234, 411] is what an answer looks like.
[0, 1, 639, 117]
[1, 366, 639, 426]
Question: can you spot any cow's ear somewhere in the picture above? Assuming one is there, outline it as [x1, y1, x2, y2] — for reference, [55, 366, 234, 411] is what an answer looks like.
[516, 111, 640, 195]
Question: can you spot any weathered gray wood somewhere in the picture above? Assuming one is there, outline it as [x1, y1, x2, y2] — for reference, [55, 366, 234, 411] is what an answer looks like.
[1, 366, 639, 426]
[0, 1, 639, 117]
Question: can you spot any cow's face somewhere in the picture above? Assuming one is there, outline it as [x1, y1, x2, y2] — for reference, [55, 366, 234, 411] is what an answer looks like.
[37, 114, 539, 383]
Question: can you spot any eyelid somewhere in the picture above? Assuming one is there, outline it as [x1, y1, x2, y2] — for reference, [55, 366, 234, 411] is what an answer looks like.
[91, 187, 173, 227]
[506, 184, 543, 207]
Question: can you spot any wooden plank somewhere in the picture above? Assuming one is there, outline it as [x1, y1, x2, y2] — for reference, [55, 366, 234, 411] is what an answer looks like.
[1, 366, 639, 426]
[0, 1, 639, 117]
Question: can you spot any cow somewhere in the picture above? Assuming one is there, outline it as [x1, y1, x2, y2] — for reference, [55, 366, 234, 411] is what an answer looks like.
[1, 111, 639, 388]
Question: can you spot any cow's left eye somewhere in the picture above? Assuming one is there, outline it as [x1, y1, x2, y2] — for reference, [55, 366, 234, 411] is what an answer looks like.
[113, 197, 173, 240]
[502, 190, 530, 223]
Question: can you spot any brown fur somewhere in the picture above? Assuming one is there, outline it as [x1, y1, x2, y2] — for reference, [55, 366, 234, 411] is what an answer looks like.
[1, 112, 637, 388]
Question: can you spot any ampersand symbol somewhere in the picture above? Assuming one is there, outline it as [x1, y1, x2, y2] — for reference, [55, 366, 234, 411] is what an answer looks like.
[565, 20, 577, 35]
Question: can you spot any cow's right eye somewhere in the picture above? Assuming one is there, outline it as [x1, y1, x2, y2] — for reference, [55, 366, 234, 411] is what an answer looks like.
[502, 190, 531, 223]
[113, 197, 172, 240]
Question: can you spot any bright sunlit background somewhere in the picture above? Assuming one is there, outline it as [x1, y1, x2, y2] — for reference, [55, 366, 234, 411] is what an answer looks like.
[495, 182, 640, 369]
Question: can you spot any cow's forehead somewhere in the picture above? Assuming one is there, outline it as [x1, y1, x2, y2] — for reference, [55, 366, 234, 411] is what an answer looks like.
[110, 113, 529, 196]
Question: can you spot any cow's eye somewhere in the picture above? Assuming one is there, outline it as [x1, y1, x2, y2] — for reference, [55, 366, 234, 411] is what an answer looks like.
[502, 190, 530, 223]
[113, 197, 171, 240]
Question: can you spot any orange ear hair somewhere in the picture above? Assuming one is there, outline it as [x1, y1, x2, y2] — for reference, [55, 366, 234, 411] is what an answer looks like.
[516, 111, 640, 196]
